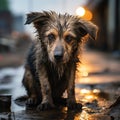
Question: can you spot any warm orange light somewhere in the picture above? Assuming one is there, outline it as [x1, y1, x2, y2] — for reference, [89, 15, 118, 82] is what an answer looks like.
[79, 111, 89, 120]
[80, 89, 99, 101]
[85, 95, 95, 100]
[80, 89, 91, 94]
[82, 10, 93, 21]
[77, 65, 88, 77]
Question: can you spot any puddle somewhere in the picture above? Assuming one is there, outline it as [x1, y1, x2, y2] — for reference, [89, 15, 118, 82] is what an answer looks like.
[0, 66, 26, 112]
[0, 66, 120, 119]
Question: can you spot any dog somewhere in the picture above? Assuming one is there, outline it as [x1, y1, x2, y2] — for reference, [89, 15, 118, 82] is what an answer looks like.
[23, 11, 98, 110]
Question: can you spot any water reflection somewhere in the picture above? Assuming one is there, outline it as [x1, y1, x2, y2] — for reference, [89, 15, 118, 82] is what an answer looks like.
[75, 88, 101, 104]
[0, 63, 119, 119]
[0, 64, 102, 119]
[13, 108, 82, 120]
[0, 66, 26, 112]
[79, 111, 90, 120]
[80, 88, 100, 101]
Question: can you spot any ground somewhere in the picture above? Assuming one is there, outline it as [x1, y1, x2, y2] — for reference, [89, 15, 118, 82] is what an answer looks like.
[0, 48, 120, 120]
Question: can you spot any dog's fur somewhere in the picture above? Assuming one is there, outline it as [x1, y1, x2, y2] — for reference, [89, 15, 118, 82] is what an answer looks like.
[23, 11, 98, 110]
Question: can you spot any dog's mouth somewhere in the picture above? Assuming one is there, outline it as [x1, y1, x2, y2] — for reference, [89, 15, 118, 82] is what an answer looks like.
[54, 57, 69, 65]
[49, 55, 64, 65]
[54, 55, 63, 62]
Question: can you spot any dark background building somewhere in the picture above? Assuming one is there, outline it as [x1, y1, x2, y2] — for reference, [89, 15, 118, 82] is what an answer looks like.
[85, 0, 120, 52]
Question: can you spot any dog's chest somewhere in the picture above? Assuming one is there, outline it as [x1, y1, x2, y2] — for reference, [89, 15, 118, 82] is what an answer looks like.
[46, 65, 68, 86]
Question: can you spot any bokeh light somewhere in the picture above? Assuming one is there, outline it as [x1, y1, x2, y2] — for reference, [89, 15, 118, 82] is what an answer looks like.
[83, 10, 93, 21]
[76, 7, 86, 17]
[76, 6, 93, 21]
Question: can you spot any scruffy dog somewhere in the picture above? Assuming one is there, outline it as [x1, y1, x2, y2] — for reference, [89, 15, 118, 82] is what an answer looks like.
[23, 11, 98, 110]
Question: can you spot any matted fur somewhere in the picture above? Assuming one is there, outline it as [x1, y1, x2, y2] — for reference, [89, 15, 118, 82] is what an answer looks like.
[23, 11, 98, 110]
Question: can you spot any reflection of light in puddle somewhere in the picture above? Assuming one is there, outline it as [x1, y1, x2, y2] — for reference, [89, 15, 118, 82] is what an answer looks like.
[77, 88, 101, 101]
[61, 107, 90, 120]
[85, 95, 95, 100]
[80, 89, 91, 94]
[79, 111, 90, 120]
[0, 66, 26, 112]
[93, 89, 100, 93]
[11, 66, 26, 112]
[80, 89, 100, 94]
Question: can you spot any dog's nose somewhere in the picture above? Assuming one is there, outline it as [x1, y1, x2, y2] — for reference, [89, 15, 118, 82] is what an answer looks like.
[54, 46, 64, 61]
[54, 53, 63, 61]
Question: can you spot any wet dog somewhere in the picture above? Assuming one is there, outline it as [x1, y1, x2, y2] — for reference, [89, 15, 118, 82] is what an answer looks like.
[23, 11, 98, 110]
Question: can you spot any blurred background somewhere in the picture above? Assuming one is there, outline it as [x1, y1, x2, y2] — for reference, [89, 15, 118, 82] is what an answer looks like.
[0, 0, 120, 60]
[0, 0, 120, 113]
[0, 0, 120, 66]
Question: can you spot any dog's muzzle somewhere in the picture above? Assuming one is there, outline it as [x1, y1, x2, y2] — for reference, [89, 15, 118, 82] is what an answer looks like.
[54, 46, 64, 62]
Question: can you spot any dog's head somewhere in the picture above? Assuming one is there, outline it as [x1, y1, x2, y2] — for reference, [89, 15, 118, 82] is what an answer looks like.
[25, 11, 98, 64]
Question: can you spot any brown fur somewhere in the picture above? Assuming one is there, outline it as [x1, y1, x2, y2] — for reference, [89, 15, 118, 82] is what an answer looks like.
[23, 11, 98, 110]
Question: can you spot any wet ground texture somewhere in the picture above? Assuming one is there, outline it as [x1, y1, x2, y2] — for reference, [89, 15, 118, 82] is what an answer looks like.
[0, 49, 120, 120]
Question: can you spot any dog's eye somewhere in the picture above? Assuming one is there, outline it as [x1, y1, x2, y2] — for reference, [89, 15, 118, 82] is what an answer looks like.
[48, 34, 55, 41]
[65, 35, 73, 43]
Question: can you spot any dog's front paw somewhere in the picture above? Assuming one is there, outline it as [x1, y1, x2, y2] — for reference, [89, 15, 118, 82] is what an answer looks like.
[37, 102, 55, 111]
[67, 101, 82, 110]
[26, 97, 38, 107]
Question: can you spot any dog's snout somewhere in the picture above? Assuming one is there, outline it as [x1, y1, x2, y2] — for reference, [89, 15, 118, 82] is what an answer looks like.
[54, 46, 64, 61]
[54, 52, 63, 61]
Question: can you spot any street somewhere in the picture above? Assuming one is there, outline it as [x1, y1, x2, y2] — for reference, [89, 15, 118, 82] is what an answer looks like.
[0, 48, 120, 120]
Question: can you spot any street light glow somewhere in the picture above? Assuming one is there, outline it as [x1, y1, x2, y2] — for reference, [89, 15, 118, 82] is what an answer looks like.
[75, 6, 93, 21]
[76, 7, 85, 17]
[84, 10, 93, 21]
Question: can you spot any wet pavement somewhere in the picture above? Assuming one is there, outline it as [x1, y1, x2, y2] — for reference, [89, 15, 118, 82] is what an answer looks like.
[0, 49, 120, 120]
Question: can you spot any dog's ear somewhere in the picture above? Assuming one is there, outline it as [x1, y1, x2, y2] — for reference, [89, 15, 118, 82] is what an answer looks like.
[25, 12, 50, 25]
[25, 12, 51, 32]
[25, 12, 42, 24]
[77, 19, 98, 40]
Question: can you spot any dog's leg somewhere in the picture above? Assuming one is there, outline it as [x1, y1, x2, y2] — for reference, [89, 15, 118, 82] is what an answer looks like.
[67, 64, 82, 110]
[53, 97, 67, 106]
[22, 66, 38, 107]
[37, 65, 55, 110]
